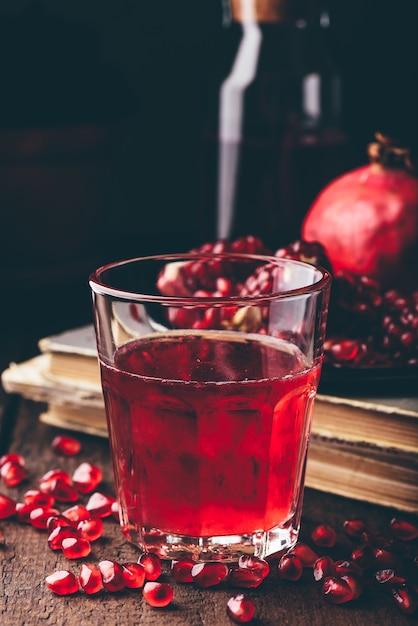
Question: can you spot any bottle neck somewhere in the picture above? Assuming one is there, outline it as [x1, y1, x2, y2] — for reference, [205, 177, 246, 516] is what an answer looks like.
[229, 0, 321, 24]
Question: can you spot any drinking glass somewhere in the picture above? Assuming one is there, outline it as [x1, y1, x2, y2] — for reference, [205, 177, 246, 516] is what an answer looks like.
[89, 253, 331, 560]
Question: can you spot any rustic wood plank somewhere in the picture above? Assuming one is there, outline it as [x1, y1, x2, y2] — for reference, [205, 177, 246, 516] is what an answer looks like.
[1, 399, 416, 625]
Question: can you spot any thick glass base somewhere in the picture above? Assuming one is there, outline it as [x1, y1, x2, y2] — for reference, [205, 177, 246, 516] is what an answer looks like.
[121, 517, 300, 562]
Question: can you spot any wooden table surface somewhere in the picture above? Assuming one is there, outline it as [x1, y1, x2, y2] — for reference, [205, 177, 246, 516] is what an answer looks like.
[1, 325, 417, 626]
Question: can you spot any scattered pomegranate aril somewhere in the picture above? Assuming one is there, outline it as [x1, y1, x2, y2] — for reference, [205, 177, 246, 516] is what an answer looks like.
[228, 566, 264, 588]
[191, 562, 229, 588]
[76, 516, 104, 542]
[86, 492, 115, 518]
[351, 544, 374, 570]
[287, 542, 318, 568]
[278, 554, 304, 581]
[61, 536, 91, 559]
[62, 504, 90, 523]
[121, 562, 146, 589]
[72, 462, 103, 494]
[340, 574, 363, 600]
[334, 559, 363, 577]
[15, 502, 38, 524]
[374, 569, 408, 589]
[321, 576, 354, 605]
[79, 563, 103, 595]
[310, 524, 337, 548]
[48, 479, 79, 503]
[142, 581, 174, 607]
[138, 552, 162, 581]
[343, 519, 367, 539]
[237, 555, 270, 580]
[29, 506, 60, 530]
[372, 547, 402, 571]
[226, 593, 256, 624]
[51, 435, 81, 456]
[171, 558, 195, 583]
[23, 489, 55, 508]
[313, 556, 336, 582]
[47, 514, 77, 531]
[389, 517, 418, 542]
[47, 526, 80, 551]
[391, 584, 418, 615]
[1, 461, 26, 487]
[98, 560, 125, 592]
[45, 570, 79, 595]
[0, 453, 25, 468]
[0, 493, 17, 519]
[39, 468, 72, 491]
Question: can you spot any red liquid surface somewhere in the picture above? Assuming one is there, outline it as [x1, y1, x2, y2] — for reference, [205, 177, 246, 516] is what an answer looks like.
[101, 331, 321, 538]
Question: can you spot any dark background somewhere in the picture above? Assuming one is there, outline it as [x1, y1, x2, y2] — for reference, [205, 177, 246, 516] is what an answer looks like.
[1, 0, 417, 336]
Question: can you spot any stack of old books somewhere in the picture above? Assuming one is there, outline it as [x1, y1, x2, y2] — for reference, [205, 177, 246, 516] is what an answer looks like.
[2, 325, 417, 513]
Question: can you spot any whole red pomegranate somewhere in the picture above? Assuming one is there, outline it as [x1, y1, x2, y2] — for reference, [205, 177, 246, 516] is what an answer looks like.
[301, 133, 418, 290]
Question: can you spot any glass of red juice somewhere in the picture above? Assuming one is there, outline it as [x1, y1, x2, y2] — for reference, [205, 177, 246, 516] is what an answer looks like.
[89, 252, 331, 561]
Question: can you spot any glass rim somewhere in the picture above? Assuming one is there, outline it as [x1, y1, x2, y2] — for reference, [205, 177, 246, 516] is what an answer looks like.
[89, 252, 332, 305]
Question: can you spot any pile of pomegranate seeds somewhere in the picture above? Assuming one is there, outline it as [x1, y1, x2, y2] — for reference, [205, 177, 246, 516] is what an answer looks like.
[156, 235, 418, 369]
[1, 440, 417, 620]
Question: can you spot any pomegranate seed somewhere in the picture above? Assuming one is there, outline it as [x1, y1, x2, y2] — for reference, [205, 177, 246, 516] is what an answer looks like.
[343, 519, 367, 539]
[361, 531, 391, 548]
[0, 453, 25, 468]
[311, 524, 337, 548]
[61, 536, 91, 559]
[111, 501, 120, 521]
[287, 542, 318, 567]
[98, 559, 125, 592]
[1, 461, 26, 487]
[23, 489, 55, 508]
[48, 526, 80, 551]
[374, 569, 407, 588]
[39, 468, 72, 492]
[191, 562, 229, 588]
[86, 492, 115, 518]
[62, 504, 90, 523]
[79, 563, 103, 595]
[334, 559, 363, 577]
[76, 516, 104, 542]
[321, 576, 354, 604]
[372, 548, 401, 570]
[313, 556, 336, 582]
[392, 584, 418, 615]
[237, 555, 270, 579]
[15, 502, 38, 524]
[0, 493, 17, 519]
[278, 554, 304, 581]
[51, 435, 81, 456]
[72, 462, 103, 494]
[351, 544, 374, 569]
[171, 558, 195, 583]
[122, 562, 146, 588]
[47, 514, 77, 531]
[49, 479, 79, 503]
[389, 517, 418, 542]
[138, 552, 162, 581]
[29, 507, 60, 530]
[340, 574, 363, 600]
[45, 570, 79, 595]
[228, 567, 264, 588]
[226, 593, 255, 623]
[142, 582, 174, 607]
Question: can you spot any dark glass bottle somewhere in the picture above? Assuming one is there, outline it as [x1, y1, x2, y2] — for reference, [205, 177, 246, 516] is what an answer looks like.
[198, 0, 355, 250]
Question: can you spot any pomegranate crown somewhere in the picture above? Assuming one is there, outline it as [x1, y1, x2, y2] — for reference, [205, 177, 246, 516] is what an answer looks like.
[367, 132, 416, 173]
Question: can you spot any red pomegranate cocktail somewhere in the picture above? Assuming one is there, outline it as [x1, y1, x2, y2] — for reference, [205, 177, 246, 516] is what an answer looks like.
[90, 253, 331, 560]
